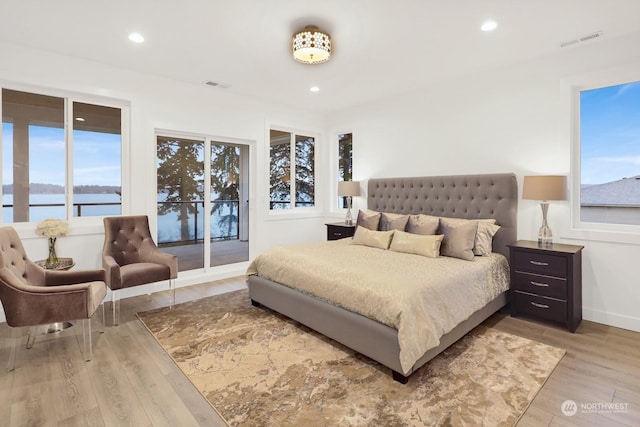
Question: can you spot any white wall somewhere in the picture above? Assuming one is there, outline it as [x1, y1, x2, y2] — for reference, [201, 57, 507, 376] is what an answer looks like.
[327, 31, 640, 332]
[0, 41, 327, 322]
[3, 30, 640, 332]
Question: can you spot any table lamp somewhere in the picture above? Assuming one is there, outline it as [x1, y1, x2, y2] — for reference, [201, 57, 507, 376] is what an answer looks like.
[523, 175, 567, 247]
[337, 181, 361, 225]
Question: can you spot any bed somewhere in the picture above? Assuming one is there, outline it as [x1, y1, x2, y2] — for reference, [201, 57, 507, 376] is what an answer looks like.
[247, 173, 517, 383]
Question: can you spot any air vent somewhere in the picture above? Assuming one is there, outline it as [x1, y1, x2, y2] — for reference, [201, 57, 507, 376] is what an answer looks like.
[560, 31, 603, 48]
[580, 31, 602, 42]
[205, 81, 230, 89]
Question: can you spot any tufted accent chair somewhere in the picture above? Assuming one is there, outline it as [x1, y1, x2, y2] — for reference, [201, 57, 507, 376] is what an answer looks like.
[0, 226, 107, 372]
[102, 215, 177, 325]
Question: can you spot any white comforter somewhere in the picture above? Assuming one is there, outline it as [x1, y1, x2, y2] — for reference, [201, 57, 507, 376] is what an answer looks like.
[246, 239, 510, 374]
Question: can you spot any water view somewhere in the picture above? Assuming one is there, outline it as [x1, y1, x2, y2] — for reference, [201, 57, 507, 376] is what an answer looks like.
[2, 193, 239, 245]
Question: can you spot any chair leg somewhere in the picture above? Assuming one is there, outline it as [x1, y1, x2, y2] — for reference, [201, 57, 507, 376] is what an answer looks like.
[26, 327, 36, 349]
[98, 302, 105, 334]
[7, 326, 21, 372]
[111, 289, 120, 326]
[77, 318, 93, 361]
[169, 278, 175, 309]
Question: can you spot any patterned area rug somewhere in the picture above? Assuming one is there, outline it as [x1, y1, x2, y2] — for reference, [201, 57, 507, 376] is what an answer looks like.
[137, 290, 565, 426]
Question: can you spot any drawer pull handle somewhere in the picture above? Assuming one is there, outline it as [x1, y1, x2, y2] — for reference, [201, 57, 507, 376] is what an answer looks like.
[530, 281, 549, 287]
[530, 260, 549, 266]
[531, 302, 550, 309]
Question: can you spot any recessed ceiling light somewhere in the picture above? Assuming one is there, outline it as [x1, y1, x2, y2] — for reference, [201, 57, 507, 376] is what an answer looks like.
[128, 32, 145, 43]
[480, 20, 498, 32]
[310, 86, 320, 92]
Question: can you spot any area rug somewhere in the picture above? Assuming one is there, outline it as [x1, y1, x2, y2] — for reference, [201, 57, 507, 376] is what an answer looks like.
[137, 290, 565, 426]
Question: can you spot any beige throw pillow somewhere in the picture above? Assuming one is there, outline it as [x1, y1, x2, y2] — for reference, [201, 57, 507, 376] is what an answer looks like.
[389, 230, 444, 258]
[379, 212, 409, 231]
[438, 220, 478, 261]
[352, 227, 395, 250]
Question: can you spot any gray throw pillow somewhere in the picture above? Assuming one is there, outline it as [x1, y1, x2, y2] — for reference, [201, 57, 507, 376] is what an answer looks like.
[406, 214, 440, 235]
[439, 220, 478, 261]
[379, 212, 409, 231]
[356, 209, 381, 230]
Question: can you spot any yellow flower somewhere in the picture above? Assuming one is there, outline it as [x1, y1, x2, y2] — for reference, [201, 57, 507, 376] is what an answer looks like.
[35, 219, 69, 238]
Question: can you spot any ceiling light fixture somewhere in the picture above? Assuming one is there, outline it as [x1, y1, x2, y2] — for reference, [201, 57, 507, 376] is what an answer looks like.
[292, 25, 331, 64]
[480, 20, 498, 32]
[128, 32, 145, 43]
[310, 86, 320, 92]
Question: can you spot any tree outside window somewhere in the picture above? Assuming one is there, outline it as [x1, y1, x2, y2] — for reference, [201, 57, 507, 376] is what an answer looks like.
[269, 129, 315, 210]
[337, 133, 353, 209]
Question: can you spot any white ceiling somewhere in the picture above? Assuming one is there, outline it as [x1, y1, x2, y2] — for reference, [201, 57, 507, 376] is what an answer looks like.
[2, 0, 640, 113]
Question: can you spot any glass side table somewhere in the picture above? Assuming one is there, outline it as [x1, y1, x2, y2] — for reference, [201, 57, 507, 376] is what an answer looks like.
[35, 257, 75, 271]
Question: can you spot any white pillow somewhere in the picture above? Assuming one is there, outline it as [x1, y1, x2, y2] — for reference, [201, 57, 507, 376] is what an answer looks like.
[474, 222, 501, 255]
[352, 227, 395, 250]
[389, 230, 444, 258]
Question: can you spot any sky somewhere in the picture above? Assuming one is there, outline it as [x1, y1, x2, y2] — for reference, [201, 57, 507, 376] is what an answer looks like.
[2, 124, 121, 187]
[580, 81, 640, 185]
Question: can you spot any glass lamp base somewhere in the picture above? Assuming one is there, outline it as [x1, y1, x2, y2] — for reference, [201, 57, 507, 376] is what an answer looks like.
[345, 196, 354, 225]
[345, 209, 354, 226]
[538, 224, 553, 248]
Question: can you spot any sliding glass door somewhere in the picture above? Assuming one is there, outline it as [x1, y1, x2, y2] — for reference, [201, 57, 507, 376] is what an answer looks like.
[210, 141, 249, 267]
[156, 135, 249, 271]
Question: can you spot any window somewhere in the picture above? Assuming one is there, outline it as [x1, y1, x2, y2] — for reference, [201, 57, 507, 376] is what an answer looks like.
[337, 132, 353, 208]
[1, 88, 124, 223]
[578, 80, 640, 226]
[269, 129, 315, 210]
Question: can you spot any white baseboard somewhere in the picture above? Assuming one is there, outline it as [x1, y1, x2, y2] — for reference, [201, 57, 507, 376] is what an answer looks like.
[583, 307, 640, 333]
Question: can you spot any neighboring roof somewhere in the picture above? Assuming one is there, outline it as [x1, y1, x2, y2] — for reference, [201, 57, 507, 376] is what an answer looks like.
[581, 176, 640, 206]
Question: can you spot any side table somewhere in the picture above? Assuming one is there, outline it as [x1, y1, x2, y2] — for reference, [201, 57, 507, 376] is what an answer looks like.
[35, 257, 75, 271]
[508, 240, 583, 332]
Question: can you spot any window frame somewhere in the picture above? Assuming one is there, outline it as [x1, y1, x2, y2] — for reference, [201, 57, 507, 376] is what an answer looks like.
[0, 82, 130, 231]
[566, 69, 640, 245]
[266, 124, 321, 219]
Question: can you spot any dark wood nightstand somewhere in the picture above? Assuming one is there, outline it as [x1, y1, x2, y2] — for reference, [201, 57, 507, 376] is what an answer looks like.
[508, 240, 584, 332]
[325, 222, 356, 241]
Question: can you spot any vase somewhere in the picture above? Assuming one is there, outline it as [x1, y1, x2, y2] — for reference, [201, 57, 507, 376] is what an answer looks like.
[46, 237, 59, 266]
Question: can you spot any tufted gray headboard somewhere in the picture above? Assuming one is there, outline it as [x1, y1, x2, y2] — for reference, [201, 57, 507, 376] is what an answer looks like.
[367, 173, 518, 260]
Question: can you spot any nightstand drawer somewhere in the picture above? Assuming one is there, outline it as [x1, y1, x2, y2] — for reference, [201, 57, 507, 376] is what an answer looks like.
[514, 252, 567, 277]
[513, 272, 567, 300]
[328, 230, 350, 240]
[514, 292, 567, 324]
[325, 223, 356, 241]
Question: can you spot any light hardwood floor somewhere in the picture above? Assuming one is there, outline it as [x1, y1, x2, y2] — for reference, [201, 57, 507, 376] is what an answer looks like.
[1, 276, 638, 426]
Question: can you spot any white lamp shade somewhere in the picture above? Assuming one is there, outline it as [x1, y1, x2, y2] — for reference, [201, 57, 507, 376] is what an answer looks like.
[523, 175, 567, 201]
[337, 181, 361, 197]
